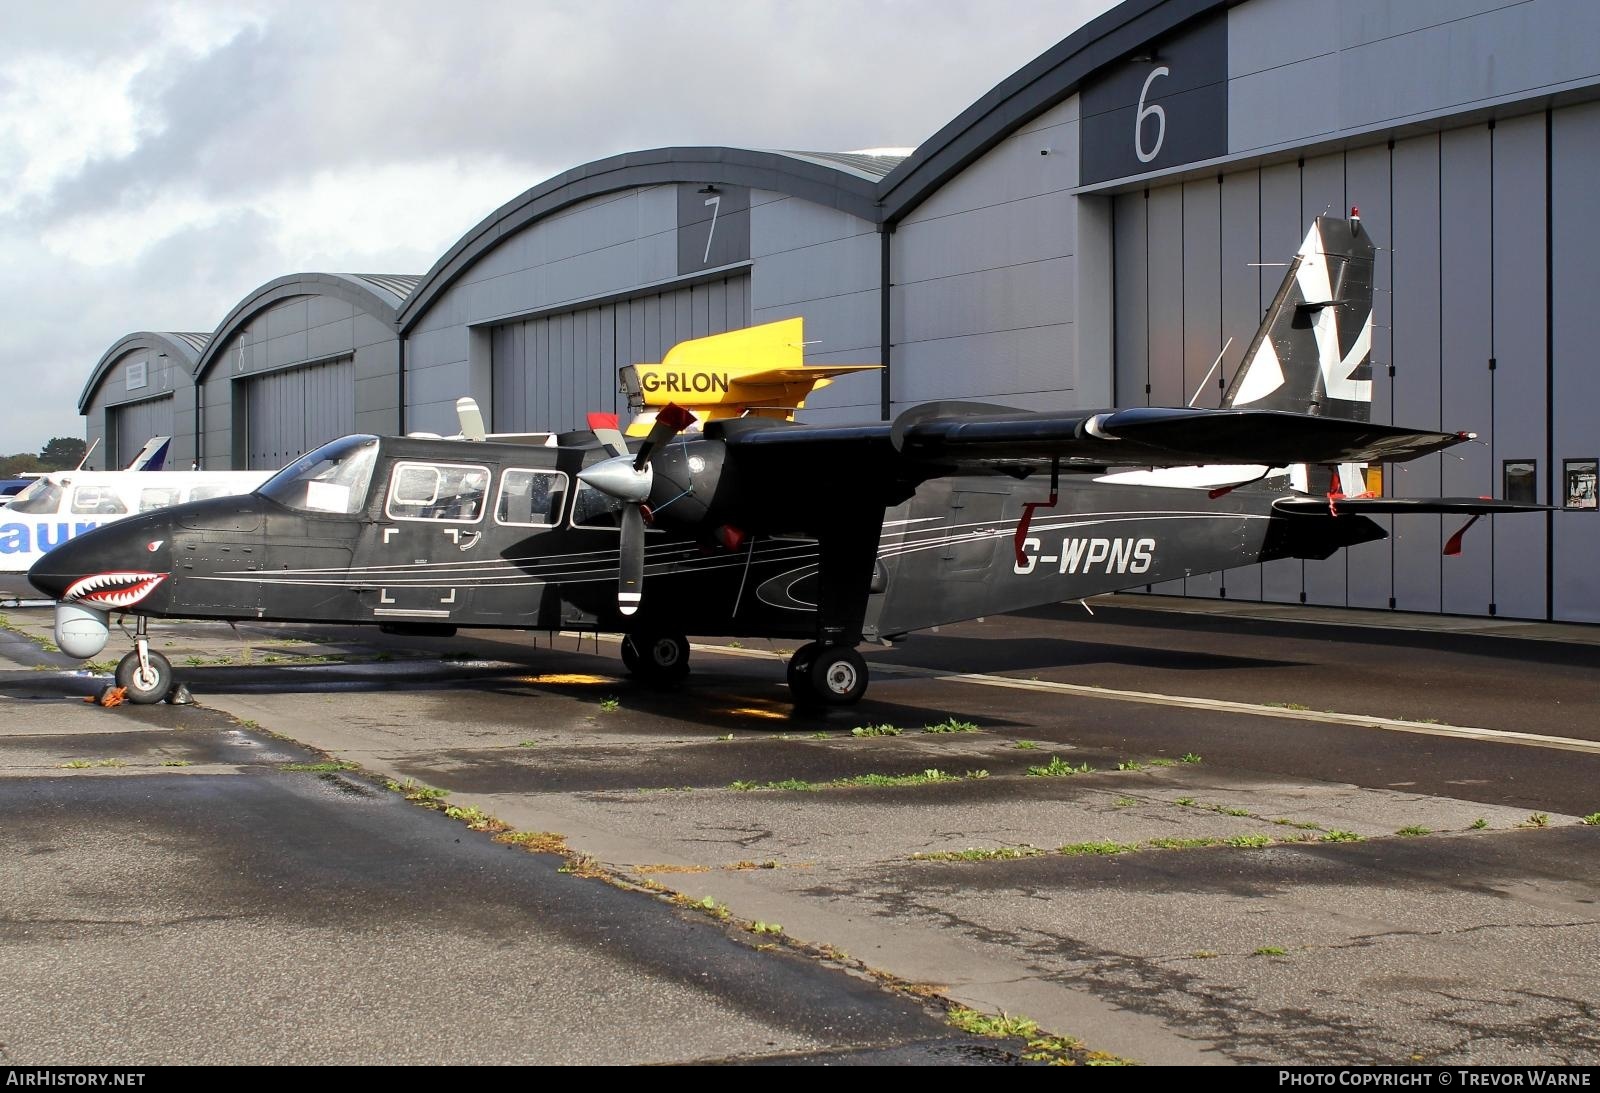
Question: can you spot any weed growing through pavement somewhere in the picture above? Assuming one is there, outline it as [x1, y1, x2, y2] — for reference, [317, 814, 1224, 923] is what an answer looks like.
[922, 717, 979, 734]
[385, 778, 448, 802]
[729, 769, 987, 792]
[851, 724, 901, 737]
[1027, 756, 1092, 777]
[912, 846, 1044, 862]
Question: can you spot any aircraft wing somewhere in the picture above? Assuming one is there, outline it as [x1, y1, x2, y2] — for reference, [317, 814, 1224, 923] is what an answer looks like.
[713, 404, 1468, 476]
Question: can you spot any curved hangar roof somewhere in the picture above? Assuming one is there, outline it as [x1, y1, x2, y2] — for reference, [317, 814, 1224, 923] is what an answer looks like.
[192, 272, 420, 381]
[877, 0, 1227, 221]
[397, 146, 904, 333]
[79, 331, 211, 414]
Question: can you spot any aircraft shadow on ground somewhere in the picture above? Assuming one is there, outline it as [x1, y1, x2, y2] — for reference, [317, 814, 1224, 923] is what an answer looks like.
[1016, 602, 1600, 669]
[0, 658, 1030, 734]
[876, 633, 1298, 674]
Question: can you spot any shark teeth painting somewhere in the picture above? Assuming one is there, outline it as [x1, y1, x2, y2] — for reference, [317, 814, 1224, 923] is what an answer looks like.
[63, 571, 167, 609]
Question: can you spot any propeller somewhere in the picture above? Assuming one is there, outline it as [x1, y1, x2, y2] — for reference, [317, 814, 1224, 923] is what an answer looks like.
[578, 404, 697, 616]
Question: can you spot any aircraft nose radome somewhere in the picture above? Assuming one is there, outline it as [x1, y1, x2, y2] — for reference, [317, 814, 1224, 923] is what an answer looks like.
[26, 521, 151, 601]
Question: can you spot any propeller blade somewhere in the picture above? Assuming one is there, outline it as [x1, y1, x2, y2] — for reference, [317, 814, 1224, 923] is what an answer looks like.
[633, 403, 697, 471]
[619, 503, 644, 615]
[456, 397, 487, 442]
[586, 412, 629, 459]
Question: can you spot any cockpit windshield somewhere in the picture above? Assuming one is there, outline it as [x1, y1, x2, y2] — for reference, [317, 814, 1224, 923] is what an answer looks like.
[6, 478, 62, 515]
[258, 435, 379, 515]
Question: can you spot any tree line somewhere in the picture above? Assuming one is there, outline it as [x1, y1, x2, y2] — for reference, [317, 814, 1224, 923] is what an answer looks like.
[1, 437, 89, 477]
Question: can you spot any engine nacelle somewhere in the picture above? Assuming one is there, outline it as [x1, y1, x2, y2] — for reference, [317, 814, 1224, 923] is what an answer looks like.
[54, 602, 110, 659]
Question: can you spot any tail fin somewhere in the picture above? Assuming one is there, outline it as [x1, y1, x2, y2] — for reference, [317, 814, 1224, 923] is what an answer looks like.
[1222, 211, 1376, 497]
[1222, 212, 1375, 423]
[124, 436, 172, 471]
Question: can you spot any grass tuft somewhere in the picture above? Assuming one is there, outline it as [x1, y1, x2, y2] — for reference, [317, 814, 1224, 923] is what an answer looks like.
[1027, 756, 1092, 778]
[912, 845, 1043, 862]
[851, 724, 901, 737]
[922, 717, 979, 734]
[1058, 840, 1138, 856]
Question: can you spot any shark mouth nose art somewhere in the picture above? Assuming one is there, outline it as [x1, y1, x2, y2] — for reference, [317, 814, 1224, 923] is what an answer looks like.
[63, 572, 168, 608]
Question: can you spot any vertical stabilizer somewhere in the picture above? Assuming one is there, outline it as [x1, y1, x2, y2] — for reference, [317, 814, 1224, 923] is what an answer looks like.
[1222, 213, 1375, 423]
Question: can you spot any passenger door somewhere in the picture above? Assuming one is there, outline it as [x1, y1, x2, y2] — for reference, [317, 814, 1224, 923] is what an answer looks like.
[359, 460, 492, 623]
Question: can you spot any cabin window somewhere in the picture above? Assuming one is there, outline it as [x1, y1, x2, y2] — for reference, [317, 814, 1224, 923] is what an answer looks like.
[71, 486, 128, 515]
[386, 461, 489, 523]
[571, 481, 627, 530]
[6, 479, 62, 514]
[139, 487, 182, 512]
[495, 469, 568, 528]
[259, 435, 379, 515]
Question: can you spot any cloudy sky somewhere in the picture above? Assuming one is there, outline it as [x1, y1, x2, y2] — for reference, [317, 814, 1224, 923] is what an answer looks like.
[0, 0, 1117, 454]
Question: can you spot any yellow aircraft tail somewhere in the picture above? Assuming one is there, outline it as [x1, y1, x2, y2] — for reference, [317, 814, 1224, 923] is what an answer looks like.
[618, 318, 879, 434]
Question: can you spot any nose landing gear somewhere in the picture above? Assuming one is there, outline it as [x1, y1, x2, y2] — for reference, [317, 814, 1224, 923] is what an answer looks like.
[114, 616, 173, 705]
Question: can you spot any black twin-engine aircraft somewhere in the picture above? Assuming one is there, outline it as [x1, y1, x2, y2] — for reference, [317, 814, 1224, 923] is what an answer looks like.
[30, 212, 1539, 706]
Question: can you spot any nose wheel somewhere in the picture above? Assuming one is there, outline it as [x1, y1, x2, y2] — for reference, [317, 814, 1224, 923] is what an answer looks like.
[115, 645, 173, 705]
[787, 643, 868, 706]
[112, 617, 174, 705]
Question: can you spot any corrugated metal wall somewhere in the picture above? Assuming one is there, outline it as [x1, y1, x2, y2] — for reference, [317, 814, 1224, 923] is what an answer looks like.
[489, 275, 750, 433]
[242, 358, 355, 470]
[1114, 111, 1571, 619]
[110, 396, 175, 469]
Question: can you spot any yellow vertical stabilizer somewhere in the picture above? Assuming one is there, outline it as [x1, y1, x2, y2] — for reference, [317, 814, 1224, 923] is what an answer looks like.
[619, 317, 879, 434]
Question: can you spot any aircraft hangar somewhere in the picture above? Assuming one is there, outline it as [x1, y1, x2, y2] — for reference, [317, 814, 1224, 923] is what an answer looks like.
[79, 0, 1600, 623]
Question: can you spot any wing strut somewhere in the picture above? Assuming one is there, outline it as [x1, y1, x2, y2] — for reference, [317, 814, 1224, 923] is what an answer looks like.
[1014, 459, 1060, 568]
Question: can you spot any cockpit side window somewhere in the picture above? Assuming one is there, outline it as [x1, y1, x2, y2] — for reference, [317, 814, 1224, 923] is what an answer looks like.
[258, 435, 380, 515]
[71, 486, 128, 515]
[385, 462, 489, 523]
[495, 469, 568, 528]
[139, 487, 183, 512]
[571, 481, 626, 530]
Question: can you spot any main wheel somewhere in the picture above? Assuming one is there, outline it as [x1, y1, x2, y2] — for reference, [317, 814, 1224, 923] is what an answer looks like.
[786, 642, 821, 695]
[115, 650, 173, 705]
[623, 633, 690, 684]
[805, 647, 868, 706]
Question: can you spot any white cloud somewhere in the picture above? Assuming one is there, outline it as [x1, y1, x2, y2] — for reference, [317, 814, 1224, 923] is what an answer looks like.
[0, 0, 1120, 453]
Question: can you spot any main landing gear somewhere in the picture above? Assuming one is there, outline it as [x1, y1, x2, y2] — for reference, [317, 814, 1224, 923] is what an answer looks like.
[786, 642, 868, 706]
[620, 632, 691, 685]
[114, 615, 173, 705]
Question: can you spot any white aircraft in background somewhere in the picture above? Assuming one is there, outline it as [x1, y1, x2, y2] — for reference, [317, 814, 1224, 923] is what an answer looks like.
[0, 461, 272, 574]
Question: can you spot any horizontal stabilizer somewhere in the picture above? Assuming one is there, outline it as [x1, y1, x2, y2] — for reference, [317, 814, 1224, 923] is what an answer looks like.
[883, 405, 1467, 468]
[1273, 496, 1550, 516]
